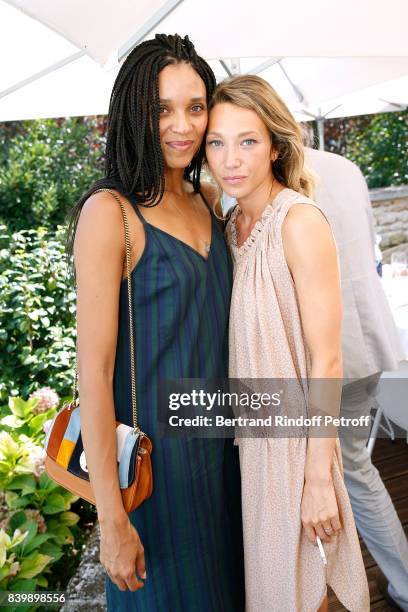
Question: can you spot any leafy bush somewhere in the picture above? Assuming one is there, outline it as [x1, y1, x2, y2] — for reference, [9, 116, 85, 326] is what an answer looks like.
[1, 393, 58, 451]
[323, 109, 408, 188]
[0, 117, 105, 231]
[345, 110, 408, 188]
[0, 392, 84, 611]
[0, 223, 76, 402]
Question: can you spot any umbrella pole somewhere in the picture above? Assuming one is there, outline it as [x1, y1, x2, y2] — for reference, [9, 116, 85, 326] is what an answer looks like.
[317, 114, 325, 150]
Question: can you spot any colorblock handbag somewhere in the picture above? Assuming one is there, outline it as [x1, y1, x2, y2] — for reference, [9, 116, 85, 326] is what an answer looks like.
[43, 188, 153, 513]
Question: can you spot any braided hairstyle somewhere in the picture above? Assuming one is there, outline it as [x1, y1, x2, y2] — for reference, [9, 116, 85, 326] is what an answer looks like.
[65, 33, 216, 278]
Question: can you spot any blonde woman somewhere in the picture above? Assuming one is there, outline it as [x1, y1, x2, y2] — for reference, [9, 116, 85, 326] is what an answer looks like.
[205, 75, 369, 612]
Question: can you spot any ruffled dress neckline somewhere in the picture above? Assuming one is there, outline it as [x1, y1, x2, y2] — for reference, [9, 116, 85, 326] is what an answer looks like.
[229, 187, 288, 255]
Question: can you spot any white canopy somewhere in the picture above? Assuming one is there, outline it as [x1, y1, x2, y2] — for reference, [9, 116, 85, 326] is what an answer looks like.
[7, 0, 408, 64]
[293, 75, 408, 122]
[1, 0, 407, 121]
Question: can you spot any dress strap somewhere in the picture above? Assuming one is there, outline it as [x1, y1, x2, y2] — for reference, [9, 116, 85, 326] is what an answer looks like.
[110, 182, 148, 226]
[124, 193, 148, 225]
[90, 178, 148, 225]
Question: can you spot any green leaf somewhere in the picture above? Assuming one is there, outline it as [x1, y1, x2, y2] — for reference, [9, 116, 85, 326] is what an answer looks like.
[23, 399, 38, 419]
[18, 552, 53, 579]
[49, 524, 74, 546]
[0, 431, 20, 457]
[9, 511, 27, 532]
[42, 493, 65, 515]
[38, 471, 50, 488]
[18, 319, 30, 333]
[39, 541, 63, 562]
[8, 474, 37, 495]
[4, 491, 19, 507]
[0, 544, 6, 569]
[8, 398, 25, 418]
[42, 519, 58, 532]
[59, 489, 79, 507]
[28, 412, 50, 435]
[0, 564, 10, 581]
[23, 533, 53, 556]
[19, 521, 37, 553]
[22, 354, 36, 366]
[38, 471, 59, 491]
[4, 492, 34, 510]
[9, 529, 29, 550]
[7, 577, 37, 591]
[36, 574, 48, 587]
[57, 511, 79, 526]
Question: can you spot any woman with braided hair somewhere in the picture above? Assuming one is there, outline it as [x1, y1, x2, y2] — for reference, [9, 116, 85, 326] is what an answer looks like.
[66, 34, 245, 611]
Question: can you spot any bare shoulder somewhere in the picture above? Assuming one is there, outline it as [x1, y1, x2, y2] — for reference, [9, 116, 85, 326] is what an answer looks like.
[76, 189, 145, 250]
[78, 189, 125, 228]
[79, 189, 129, 227]
[282, 203, 336, 272]
[75, 188, 146, 282]
[74, 190, 125, 257]
[283, 203, 330, 242]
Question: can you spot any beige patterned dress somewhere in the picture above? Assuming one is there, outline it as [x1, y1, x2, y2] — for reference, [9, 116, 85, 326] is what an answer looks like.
[225, 187, 370, 612]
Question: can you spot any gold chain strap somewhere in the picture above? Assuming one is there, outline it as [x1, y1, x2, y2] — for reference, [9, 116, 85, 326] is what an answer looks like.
[72, 188, 139, 433]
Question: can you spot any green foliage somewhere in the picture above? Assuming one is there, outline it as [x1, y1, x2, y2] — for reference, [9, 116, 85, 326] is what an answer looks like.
[324, 109, 408, 188]
[0, 122, 24, 166]
[0, 396, 57, 445]
[0, 223, 76, 401]
[4, 469, 79, 525]
[0, 117, 105, 231]
[0, 397, 81, 607]
[345, 110, 408, 188]
[0, 430, 41, 491]
[0, 116, 101, 607]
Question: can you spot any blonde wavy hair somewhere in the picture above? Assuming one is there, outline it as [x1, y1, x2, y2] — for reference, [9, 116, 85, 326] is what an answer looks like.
[207, 74, 315, 204]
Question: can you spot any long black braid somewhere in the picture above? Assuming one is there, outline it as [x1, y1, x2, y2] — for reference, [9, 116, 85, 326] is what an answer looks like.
[65, 33, 216, 280]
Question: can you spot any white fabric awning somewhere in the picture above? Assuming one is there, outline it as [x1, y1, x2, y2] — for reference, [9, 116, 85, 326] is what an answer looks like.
[1, 0, 407, 121]
[7, 0, 408, 65]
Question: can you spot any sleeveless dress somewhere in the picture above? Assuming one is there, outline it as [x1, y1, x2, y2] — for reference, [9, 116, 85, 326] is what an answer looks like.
[104, 184, 245, 611]
[225, 187, 370, 612]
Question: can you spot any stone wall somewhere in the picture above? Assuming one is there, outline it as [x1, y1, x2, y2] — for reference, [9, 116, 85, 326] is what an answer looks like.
[370, 185, 408, 262]
[60, 525, 107, 612]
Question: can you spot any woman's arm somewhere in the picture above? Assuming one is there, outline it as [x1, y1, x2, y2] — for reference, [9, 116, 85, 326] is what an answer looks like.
[74, 191, 146, 590]
[283, 203, 343, 544]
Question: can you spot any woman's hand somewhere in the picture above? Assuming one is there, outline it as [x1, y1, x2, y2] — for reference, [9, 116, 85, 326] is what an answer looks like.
[301, 475, 342, 544]
[100, 515, 146, 591]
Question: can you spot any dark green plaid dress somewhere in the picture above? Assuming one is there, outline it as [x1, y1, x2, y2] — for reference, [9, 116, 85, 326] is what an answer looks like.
[105, 184, 245, 611]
